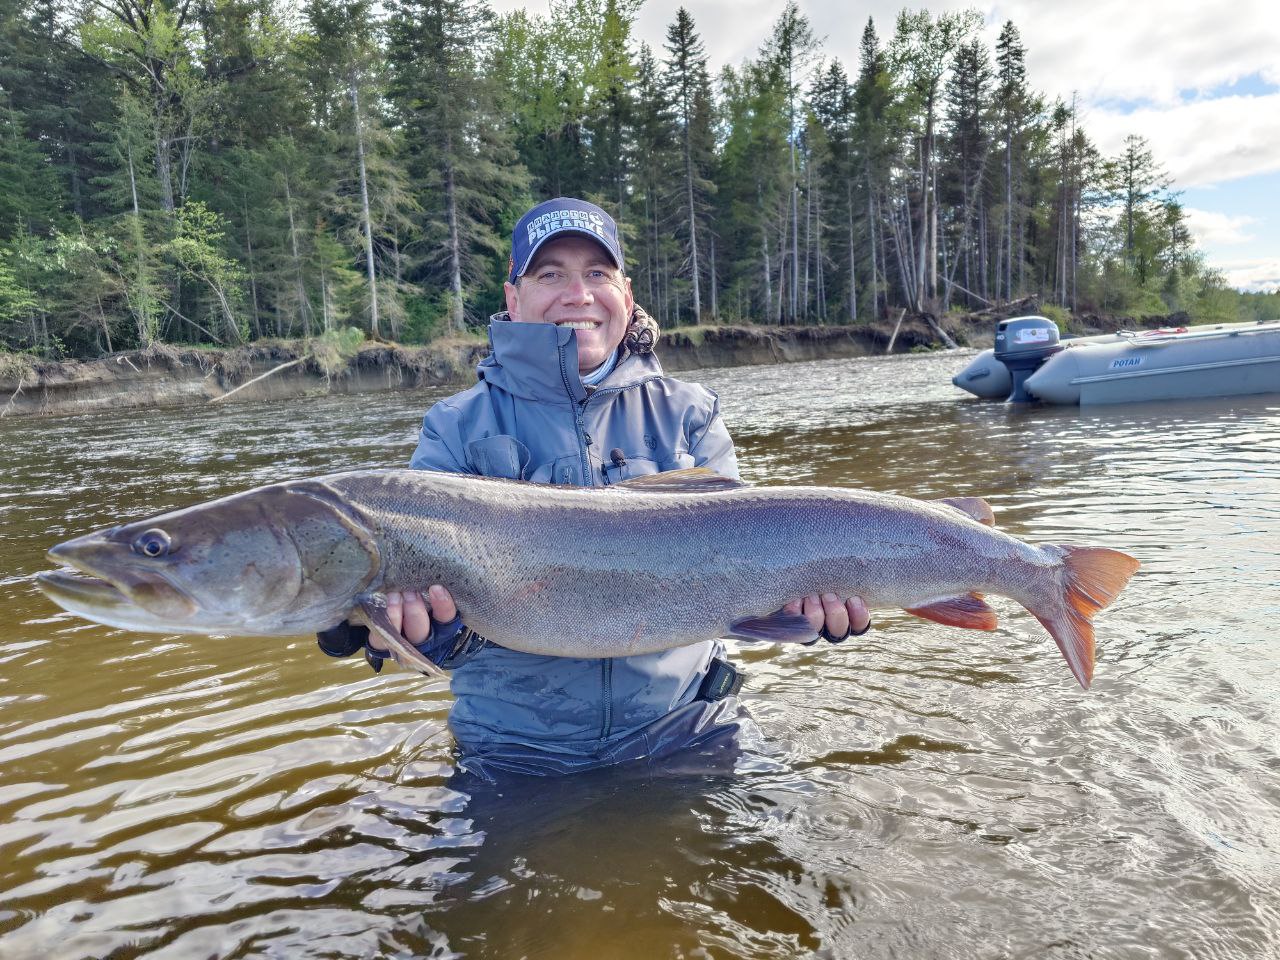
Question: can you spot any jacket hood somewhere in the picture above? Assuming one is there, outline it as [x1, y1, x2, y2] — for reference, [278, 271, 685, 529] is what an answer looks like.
[477, 306, 664, 402]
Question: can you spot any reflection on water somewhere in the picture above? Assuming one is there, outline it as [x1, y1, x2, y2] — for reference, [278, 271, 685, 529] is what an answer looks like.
[2, 351, 1279, 958]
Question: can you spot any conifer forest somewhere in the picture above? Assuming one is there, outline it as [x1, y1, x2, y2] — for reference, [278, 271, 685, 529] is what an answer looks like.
[2, 0, 1277, 359]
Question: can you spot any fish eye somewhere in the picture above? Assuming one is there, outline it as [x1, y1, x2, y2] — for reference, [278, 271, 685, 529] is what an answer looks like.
[133, 529, 172, 558]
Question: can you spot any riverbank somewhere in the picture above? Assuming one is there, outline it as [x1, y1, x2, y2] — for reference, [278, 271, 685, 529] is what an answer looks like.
[0, 309, 1161, 418]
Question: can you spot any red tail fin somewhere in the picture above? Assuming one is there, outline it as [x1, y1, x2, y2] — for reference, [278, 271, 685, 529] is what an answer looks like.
[1031, 546, 1140, 689]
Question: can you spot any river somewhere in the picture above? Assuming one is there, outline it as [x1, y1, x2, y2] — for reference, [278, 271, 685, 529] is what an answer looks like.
[1, 351, 1278, 959]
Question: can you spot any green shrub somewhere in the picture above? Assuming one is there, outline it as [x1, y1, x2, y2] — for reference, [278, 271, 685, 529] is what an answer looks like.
[309, 326, 364, 376]
[1039, 304, 1072, 330]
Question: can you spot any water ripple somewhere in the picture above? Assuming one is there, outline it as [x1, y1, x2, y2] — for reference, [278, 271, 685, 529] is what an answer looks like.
[1, 356, 1279, 957]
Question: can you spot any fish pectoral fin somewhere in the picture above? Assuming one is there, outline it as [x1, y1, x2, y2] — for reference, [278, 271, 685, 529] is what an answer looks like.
[932, 497, 996, 527]
[727, 610, 818, 644]
[354, 597, 447, 679]
[905, 593, 999, 630]
[615, 468, 746, 492]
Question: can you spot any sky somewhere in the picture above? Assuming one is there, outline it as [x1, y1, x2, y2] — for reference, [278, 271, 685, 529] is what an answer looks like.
[492, 0, 1280, 292]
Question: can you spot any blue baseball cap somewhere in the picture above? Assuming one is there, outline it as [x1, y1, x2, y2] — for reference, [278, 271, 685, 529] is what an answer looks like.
[508, 197, 624, 283]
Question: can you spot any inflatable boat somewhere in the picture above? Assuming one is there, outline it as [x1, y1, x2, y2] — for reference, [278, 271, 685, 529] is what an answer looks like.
[952, 316, 1280, 406]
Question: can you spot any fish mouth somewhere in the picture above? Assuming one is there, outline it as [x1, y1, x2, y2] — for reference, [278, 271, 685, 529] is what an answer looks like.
[41, 538, 201, 628]
[37, 568, 130, 609]
[36, 568, 197, 632]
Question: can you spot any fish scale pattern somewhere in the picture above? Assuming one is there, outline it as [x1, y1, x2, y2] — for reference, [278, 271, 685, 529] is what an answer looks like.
[324, 470, 1100, 666]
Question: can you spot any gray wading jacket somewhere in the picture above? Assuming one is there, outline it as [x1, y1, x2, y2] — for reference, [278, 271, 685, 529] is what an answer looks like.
[409, 312, 741, 776]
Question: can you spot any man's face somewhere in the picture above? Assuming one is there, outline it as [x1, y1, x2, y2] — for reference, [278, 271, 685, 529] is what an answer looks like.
[504, 235, 634, 373]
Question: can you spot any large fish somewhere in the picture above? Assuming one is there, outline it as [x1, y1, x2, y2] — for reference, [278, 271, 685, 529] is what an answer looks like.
[37, 468, 1138, 688]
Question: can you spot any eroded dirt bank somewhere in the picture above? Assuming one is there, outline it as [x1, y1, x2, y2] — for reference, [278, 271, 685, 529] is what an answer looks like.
[0, 310, 1146, 419]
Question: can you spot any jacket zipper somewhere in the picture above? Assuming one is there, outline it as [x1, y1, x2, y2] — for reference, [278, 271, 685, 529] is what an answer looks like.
[557, 351, 659, 741]
[556, 341, 597, 486]
[584, 376, 662, 487]
[575, 399, 591, 485]
[599, 658, 613, 740]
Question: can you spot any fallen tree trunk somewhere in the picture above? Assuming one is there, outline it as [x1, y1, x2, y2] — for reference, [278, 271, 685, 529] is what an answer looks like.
[921, 312, 959, 350]
[210, 357, 304, 404]
[886, 308, 908, 353]
[963, 295, 1040, 321]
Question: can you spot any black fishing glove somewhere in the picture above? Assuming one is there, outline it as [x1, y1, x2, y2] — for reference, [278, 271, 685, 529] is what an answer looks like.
[316, 615, 480, 673]
[818, 617, 872, 644]
[317, 621, 370, 657]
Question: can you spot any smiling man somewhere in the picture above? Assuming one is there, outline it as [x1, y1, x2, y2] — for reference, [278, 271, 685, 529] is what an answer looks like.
[507, 233, 631, 373]
[319, 197, 869, 779]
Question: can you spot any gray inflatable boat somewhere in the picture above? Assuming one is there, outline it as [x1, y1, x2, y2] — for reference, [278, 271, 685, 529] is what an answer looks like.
[953, 316, 1280, 405]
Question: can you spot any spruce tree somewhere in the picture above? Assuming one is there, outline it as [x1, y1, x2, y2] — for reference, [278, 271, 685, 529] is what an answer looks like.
[663, 8, 715, 323]
[387, 0, 526, 331]
[807, 59, 855, 322]
[941, 38, 993, 307]
[1110, 134, 1170, 281]
[889, 9, 980, 312]
[304, 0, 411, 337]
[583, 0, 637, 212]
[762, 2, 819, 322]
[629, 42, 679, 324]
[994, 20, 1035, 300]
[850, 18, 893, 318]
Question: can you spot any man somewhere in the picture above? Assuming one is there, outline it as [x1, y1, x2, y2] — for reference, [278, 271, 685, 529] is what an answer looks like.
[321, 197, 869, 778]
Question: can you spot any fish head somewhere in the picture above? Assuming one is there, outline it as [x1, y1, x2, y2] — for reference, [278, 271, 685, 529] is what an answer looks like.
[38, 481, 381, 635]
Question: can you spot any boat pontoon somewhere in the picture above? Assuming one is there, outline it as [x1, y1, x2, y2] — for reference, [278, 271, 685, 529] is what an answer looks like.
[952, 316, 1280, 405]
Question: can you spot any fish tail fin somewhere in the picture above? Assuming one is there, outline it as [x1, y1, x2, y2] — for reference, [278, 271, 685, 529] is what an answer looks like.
[1028, 546, 1140, 689]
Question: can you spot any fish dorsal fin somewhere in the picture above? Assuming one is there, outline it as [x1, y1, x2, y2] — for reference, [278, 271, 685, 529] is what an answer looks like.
[932, 496, 996, 526]
[727, 609, 817, 644]
[615, 468, 746, 493]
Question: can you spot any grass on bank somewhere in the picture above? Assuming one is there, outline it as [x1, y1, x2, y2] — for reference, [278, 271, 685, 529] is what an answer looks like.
[0, 350, 34, 383]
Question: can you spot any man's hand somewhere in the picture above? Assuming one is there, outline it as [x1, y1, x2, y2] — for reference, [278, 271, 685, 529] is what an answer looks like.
[319, 584, 479, 674]
[369, 584, 458, 651]
[783, 593, 871, 643]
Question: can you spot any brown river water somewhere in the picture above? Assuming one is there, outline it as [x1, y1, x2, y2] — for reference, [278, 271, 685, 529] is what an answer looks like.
[1, 350, 1278, 959]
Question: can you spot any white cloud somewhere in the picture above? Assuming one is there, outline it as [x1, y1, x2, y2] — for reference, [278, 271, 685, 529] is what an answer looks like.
[618, 0, 1280, 111]
[1215, 258, 1280, 293]
[1079, 92, 1280, 188]
[495, 2, 1279, 112]
[995, 0, 1280, 107]
[498, 1, 1280, 185]
[1184, 208, 1257, 248]
[493, 0, 1280, 272]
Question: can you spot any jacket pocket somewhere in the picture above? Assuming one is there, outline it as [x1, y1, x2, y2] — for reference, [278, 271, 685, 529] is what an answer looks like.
[528, 454, 582, 485]
[465, 435, 531, 480]
[602, 451, 697, 485]
[602, 454, 655, 485]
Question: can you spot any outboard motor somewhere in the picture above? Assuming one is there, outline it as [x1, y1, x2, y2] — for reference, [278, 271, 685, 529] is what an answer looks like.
[993, 316, 1061, 402]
